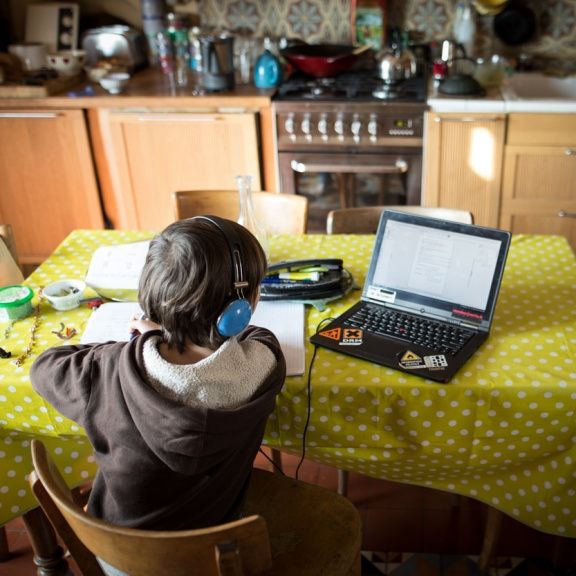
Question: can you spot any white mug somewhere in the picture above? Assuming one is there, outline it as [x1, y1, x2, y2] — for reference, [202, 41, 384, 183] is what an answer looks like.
[8, 43, 48, 71]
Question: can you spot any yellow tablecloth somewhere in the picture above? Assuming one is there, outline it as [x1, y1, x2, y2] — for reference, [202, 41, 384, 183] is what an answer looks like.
[1, 230, 575, 539]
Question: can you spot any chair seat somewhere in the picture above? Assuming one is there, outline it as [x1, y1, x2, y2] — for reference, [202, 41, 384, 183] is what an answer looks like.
[245, 468, 362, 575]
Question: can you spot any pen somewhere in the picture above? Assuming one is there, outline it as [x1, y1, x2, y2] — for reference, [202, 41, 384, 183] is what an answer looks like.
[264, 272, 320, 282]
[129, 313, 147, 341]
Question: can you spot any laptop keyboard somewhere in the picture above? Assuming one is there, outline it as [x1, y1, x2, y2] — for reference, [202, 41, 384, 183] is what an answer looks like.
[346, 304, 475, 356]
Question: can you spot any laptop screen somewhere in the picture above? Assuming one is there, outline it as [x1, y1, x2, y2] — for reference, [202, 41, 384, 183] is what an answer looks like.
[363, 210, 511, 330]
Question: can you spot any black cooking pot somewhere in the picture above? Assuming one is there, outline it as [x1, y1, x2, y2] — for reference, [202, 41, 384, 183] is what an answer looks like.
[494, 2, 536, 46]
[439, 73, 485, 96]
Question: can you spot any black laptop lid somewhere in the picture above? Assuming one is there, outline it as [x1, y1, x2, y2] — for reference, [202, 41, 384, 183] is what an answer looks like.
[363, 210, 511, 332]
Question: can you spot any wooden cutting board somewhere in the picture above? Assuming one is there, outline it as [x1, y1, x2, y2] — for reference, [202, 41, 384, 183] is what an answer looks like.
[0, 74, 83, 98]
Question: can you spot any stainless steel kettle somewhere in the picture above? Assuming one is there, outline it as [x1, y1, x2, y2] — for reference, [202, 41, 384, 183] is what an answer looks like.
[376, 47, 416, 84]
[199, 31, 235, 91]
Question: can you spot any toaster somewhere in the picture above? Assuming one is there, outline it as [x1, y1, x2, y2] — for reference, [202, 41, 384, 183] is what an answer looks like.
[81, 25, 148, 72]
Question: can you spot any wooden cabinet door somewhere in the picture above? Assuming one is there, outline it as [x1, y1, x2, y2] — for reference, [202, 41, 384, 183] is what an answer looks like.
[94, 110, 261, 231]
[0, 109, 104, 266]
[423, 112, 506, 228]
[500, 114, 576, 250]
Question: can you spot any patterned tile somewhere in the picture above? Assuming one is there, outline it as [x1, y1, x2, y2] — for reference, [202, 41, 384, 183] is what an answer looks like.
[199, 0, 576, 69]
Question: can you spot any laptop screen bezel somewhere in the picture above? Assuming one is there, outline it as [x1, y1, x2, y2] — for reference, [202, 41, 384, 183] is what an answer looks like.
[362, 210, 511, 331]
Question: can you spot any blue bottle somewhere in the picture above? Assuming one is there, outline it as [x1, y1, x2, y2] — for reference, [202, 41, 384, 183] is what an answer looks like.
[254, 49, 282, 88]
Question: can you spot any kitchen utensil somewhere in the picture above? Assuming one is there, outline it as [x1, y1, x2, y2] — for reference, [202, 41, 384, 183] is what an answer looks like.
[254, 49, 282, 88]
[43, 279, 85, 311]
[493, 2, 536, 46]
[439, 72, 485, 96]
[471, 0, 508, 15]
[99, 72, 130, 94]
[81, 25, 147, 73]
[375, 46, 415, 83]
[280, 44, 371, 77]
[8, 43, 48, 71]
[199, 32, 235, 91]
[46, 49, 86, 76]
[440, 39, 467, 62]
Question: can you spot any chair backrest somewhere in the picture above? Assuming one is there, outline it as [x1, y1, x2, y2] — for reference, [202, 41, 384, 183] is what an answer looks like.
[326, 206, 474, 234]
[172, 190, 308, 234]
[29, 440, 273, 576]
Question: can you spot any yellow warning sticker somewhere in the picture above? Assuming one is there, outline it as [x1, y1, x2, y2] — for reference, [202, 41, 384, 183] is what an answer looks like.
[318, 327, 341, 340]
[398, 350, 426, 369]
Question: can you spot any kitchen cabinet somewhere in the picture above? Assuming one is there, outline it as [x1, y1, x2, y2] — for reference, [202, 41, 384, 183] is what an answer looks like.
[0, 109, 104, 266]
[90, 108, 263, 231]
[500, 113, 576, 250]
[423, 112, 506, 228]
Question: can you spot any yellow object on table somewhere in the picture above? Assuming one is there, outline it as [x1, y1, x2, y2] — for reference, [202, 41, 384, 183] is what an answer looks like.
[0, 230, 575, 541]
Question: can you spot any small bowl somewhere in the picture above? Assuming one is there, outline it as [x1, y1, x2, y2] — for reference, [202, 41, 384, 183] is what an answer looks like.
[43, 280, 86, 311]
[46, 50, 87, 76]
[99, 72, 130, 94]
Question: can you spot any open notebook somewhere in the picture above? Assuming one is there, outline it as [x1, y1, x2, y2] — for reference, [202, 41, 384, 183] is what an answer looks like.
[80, 301, 305, 376]
[311, 210, 511, 383]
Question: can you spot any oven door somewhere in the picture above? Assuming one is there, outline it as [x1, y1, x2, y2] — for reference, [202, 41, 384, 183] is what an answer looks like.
[278, 151, 422, 233]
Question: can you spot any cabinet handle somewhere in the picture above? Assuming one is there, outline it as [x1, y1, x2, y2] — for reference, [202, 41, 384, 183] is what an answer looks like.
[434, 116, 503, 123]
[137, 116, 222, 122]
[0, 112, 61, 118]
[565, 149, 575, 155]
[558, 210, 576, 218]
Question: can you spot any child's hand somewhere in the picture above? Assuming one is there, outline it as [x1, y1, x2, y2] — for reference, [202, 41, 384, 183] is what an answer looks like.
[129, 314, 160, 339]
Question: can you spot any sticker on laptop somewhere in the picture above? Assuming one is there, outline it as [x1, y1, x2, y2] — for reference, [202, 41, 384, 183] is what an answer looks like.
[317, 327, 364, 346]
[398, 350, 448, 371]
[366, 286, 396, 303]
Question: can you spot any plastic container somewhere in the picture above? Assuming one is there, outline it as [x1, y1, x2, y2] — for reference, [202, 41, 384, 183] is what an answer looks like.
[43, 280, 86, 311]
[0, 285, 34, 322]
[453, 2, 476, 58]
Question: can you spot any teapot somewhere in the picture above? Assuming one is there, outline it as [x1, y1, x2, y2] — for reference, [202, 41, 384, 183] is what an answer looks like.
[375, 46, 416, 84]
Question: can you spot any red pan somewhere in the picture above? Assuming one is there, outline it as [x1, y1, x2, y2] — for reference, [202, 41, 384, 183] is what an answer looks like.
[281, 44, 372, 77]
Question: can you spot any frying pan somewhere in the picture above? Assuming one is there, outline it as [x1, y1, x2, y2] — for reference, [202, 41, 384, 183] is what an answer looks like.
[281, 44, 372, 77]
[493, 2, 536, 46]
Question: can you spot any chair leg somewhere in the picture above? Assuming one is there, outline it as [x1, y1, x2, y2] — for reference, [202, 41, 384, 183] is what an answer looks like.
[269, 448, 283, 474]
[0, 525, 9, 562]
[337, 469, 349, 496]
[478, 506, 503, 573]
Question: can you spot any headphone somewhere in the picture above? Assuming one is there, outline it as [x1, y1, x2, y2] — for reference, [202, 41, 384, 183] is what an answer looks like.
[193, 215, 252, 338]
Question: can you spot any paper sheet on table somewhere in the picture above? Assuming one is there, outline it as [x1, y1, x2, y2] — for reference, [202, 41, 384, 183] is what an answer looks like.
[80, 301, 306, 376]
[84, 241, 150, 301]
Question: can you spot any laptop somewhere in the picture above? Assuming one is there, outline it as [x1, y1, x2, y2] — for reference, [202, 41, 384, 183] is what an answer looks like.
[310, 210, 511, 383]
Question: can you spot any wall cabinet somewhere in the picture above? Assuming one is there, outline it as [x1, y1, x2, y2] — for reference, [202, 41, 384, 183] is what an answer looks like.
[90, 109, 262, 231]
[500, 114, 576, 250]
[0, 109, 104, 266]
[423, 112, 506, 228]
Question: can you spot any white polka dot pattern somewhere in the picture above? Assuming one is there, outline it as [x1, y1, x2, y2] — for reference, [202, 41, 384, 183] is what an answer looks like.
[262, 234, 576, 538]
[1, 232, 575, 539]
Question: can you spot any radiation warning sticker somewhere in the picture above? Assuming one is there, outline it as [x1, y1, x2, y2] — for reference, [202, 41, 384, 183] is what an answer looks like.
[398, 350, 425, 369]
[317, 327, 364, 345]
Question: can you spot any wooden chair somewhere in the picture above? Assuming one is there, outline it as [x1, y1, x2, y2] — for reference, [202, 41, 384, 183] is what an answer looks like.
[29, 439, 362, 576]
[326, 205, 474, 234]
[172, 190, 309, 235]
[0, 224, 21, 270]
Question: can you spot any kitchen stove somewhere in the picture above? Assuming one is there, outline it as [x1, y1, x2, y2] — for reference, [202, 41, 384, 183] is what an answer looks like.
[273, 68, 428, 232]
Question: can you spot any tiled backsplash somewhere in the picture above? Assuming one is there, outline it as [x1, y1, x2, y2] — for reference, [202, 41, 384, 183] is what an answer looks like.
[200, 0, 576, 70]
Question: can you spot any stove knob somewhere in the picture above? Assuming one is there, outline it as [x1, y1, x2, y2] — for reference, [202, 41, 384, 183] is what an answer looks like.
[334, 115, 345, 141]
[368, 114, 378, 143]
[284, 113, 296, 140]
[318, 114, 328, 140]
[301, 114, 312, 140]
[351, 114, 362, 141]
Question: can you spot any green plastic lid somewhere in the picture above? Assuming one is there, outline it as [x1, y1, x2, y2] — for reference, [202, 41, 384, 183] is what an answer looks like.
[0, 285, 34, 308]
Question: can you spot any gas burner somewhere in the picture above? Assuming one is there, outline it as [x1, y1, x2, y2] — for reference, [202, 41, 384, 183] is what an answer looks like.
[372, 84, 403, 100]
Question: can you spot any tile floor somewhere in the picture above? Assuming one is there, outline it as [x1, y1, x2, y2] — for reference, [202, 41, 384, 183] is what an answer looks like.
[2, 451, 574, 575]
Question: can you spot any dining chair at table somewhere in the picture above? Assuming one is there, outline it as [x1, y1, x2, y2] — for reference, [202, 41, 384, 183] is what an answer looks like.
[326, 205, 474, 234]
[0, 223, 24, 288]
[29, 439, 362, 576]
[172, 190, 309, 235]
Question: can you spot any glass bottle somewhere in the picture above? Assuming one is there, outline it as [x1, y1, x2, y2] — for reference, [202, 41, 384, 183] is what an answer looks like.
[235, 174, 270, 260]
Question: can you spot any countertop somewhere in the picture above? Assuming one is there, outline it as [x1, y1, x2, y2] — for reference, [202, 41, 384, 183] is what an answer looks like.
[0, 68, 276, 110]
[427, 76, 576, 114]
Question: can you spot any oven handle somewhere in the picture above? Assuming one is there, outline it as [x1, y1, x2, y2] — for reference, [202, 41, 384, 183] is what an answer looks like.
[290, 158, 408, 174]
[434, 116, 503, 123]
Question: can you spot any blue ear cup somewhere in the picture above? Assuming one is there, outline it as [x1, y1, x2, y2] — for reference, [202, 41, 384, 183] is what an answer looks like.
[192, 215, 253, 338]
[216, 298, 252, 337]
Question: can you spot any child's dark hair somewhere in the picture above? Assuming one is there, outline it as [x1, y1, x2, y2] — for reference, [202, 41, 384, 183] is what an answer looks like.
[138, 218, 267, 351]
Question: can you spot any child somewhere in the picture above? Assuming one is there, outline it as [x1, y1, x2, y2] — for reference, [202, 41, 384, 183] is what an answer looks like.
[31, 217, 286, 537]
